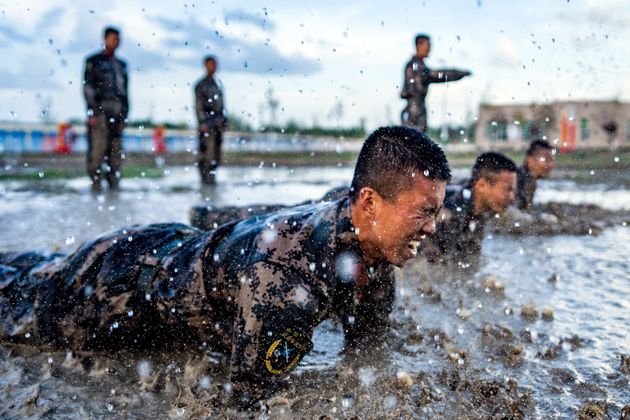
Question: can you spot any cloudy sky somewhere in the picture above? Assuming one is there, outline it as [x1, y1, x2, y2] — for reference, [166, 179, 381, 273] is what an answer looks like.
[1, 0, 628, 130]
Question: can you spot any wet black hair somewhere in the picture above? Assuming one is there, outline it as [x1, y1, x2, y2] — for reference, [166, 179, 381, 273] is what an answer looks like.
[204, 55, 218, 64]
[471, 152, 517, 185]
[415, 34, 431, 45]
[526, 139, 553, 156]
[104, 26, 120, 38]
[350, 126, 451, 203]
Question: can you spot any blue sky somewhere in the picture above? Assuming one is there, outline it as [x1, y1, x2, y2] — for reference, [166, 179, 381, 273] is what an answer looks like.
[0, 0, 628, 130]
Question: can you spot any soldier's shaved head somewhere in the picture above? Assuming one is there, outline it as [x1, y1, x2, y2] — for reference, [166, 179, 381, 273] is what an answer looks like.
[349, 126, 451, 203]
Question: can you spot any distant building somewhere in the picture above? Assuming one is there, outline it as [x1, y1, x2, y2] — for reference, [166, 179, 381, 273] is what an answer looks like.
[475, 100, 630, 151]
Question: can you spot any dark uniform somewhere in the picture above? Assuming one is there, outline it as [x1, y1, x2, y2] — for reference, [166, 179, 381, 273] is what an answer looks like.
[421, 183, 485, 266]
[0, 198, 394, 407]
[516, 165, 536, 213]
[400, 56, 469, 132]
[83, 52, 129, 190]
[194, 76, 227, 185]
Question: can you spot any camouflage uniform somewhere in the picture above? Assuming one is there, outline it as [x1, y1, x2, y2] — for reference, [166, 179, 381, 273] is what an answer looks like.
[516, 165, 537, 213]
[83, 52, 129, 190]
[400, 56, 469, 132]
[195, 77, 227, 185]
[421, 183, 485, 266]
[0, 198, 395, 407]
[190, 186, 348, 230]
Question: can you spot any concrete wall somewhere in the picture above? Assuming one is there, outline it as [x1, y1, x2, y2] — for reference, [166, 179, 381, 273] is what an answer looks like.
[475, 101, 630, 151]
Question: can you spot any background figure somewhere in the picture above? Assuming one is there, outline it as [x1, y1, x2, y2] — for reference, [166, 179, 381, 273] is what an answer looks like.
[421, 152, 517, 266]
[195, 55, 227, 185]
[516, 140, 555, 212]
[400, 34, 471, 132]
[83, 26, 129, 192]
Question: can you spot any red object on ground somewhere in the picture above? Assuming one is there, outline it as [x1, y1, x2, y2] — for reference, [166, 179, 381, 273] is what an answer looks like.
[53, 122, 76, 154]
[153, 126, 167, 154]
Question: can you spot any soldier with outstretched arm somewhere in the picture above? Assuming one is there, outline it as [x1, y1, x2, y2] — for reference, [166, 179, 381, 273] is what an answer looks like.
[401, 33, 471, 132]
[0, 126, 449, 409]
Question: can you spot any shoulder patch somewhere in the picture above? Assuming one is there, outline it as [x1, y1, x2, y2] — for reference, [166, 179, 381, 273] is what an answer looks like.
[259, 309, 313, 375]
[264, 326, 312, 374]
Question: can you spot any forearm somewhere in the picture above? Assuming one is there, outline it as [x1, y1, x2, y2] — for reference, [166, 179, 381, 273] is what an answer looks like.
[427, 69, 470, 83]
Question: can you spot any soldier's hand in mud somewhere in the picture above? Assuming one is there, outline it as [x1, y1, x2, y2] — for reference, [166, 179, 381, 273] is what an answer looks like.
[88, 116, 99, 127]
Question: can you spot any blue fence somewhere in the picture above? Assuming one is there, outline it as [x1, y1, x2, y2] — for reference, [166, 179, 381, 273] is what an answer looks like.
[0, 125, 367, 154]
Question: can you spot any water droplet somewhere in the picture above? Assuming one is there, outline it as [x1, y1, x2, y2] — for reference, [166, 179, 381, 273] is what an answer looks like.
[65, 236, 75, 245]
[199, 376, 211, 389]
[137, 360, 152, 378]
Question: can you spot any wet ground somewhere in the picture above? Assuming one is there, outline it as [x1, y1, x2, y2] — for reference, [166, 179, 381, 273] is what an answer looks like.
[1, 166, 629, 418]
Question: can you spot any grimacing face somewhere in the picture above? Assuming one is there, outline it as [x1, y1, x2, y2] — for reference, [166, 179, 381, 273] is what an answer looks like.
[480, 171, 517, 214]
[526, 149, 555, 179]
[369, 176, 446, 267]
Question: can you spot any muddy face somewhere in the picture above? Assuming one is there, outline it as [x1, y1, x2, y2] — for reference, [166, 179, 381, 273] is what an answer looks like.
[367, 176, 446, 267]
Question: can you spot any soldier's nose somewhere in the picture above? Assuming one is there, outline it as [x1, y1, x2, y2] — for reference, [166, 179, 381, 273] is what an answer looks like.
[421, 219, 436, 235]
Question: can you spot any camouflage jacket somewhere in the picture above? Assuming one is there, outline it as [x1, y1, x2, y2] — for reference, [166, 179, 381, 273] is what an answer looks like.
[83, 52, 129, 118]
[189, 186, 349, 230]
[421, 183, 485, 266]
[194, 77, 227, 129]
[400, 56, 469, 104]
[516, 165, 537, 213]
[0, 197, 394, 407]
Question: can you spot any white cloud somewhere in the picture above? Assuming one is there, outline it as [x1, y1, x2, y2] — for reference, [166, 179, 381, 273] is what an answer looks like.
[488, 35, 521, 69]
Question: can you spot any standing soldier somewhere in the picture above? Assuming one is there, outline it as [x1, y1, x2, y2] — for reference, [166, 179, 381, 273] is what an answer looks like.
[83, 26, 129, 192]
[195, 55, 227, 185]
[400, 34, 471, 132]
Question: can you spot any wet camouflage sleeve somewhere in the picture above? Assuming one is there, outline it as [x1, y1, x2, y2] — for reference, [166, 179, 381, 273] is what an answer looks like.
[189, 186, 349, 230]
[229, 261, 319, 406]
[336, 264, 396, 350]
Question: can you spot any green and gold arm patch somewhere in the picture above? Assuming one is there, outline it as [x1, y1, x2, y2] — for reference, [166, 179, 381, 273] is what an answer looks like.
[259, 309, 313, 375]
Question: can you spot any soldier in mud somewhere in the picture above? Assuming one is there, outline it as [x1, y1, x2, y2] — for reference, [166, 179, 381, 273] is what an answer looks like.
[422, 152, 517, 265]
[516, 140, 555, 213]
[83, 26, 129, 192]
[400, 34, 471, 132]
[195, 55, 228, 185]
[0, 126, 450, 409]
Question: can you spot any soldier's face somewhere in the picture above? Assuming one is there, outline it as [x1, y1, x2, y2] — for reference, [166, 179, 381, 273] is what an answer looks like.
[205, 60, 217, 76]
[369, 176, 446, 267]
[417, 39, 431, 58]
[526, 150, 554, 178]
[478, 171, 517, 214]
[104, 33, 120, 52]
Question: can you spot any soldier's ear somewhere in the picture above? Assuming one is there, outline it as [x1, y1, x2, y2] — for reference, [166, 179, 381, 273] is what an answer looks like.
[358, 187, 378, 219]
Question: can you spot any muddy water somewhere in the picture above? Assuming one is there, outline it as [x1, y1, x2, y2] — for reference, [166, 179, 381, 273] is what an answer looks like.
[1, 166, 629, 418]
